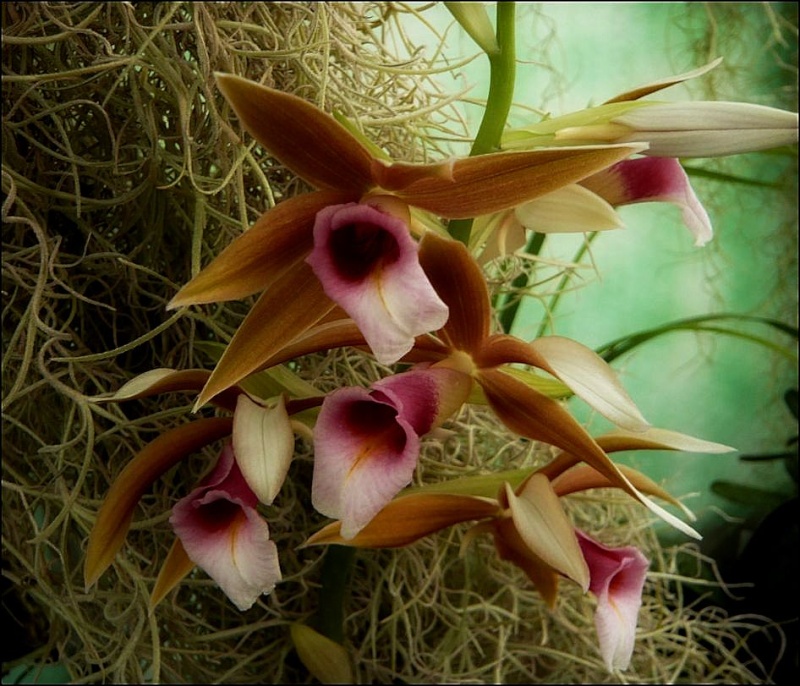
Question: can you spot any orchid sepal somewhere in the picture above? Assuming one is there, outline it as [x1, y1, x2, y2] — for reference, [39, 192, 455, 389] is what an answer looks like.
[445, 2, 499, 55]
[232, 394, 294, 505]
[503, 478, 590, 591]
[193, 261, 335, 409]
[477, 368, 701, 539]
[603, 57, 723, 103]
[215, 73, 375, 192]
[168, 190, 350, 310]
[303, 492, 500, 548]
[477, 335, 650, 432]
[514, 183, 624, 235]
[150, 537, 195, 609]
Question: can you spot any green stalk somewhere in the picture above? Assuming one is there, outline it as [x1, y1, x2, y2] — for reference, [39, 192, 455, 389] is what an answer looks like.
[449, 2, 516, 246]
[312, 545, 356, 643]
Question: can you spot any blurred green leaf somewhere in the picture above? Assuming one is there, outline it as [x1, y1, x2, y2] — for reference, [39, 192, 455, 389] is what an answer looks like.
[710, 480, 788, 507]
[596, 313, 798, 364]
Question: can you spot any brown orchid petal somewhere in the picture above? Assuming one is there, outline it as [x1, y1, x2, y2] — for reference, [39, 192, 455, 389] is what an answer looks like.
[302, 493, 500, 548]
[477, 369, 700, 539]
[604, 58, 723, 104]
[109, 368, 206, 399]
[551, 463, 686, 513]
[256, 319, 367, 371]
[507, 479, 590, 590]
[418, 232, 490, 354]
[84, 417, 234, 589]
[150, 537, 195, 608]
[478, 335, 649, 432]
[395, 145, 645, 219]
[534, 427, 731, 495]
[108, 368, 240, 412]
[370, 158, 456, 191]
[595, 427, 735, 454]
[215, 73, 376, 192]
[169, 190, 349, 308]
[194, 262, 335, 409]
[492, 517, 561, 607]
[535, 452, 581, 481]
[479, 368, 616, 474]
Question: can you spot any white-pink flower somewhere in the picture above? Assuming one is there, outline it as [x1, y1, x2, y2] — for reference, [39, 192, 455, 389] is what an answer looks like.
[577, 530, 650, 672]
[305, 202, 449, 365]
[581, 157, 713, 246]
[311, 366, 472, 539]
[170, 443, 282, 611]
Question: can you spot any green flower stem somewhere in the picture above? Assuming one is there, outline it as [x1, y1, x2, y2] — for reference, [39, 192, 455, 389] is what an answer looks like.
[449, 2, 516, 246]
[313, 545, 356, 644]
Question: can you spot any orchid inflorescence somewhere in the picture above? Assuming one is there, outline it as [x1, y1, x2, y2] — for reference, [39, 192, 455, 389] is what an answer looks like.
[83, 12, 798, 678]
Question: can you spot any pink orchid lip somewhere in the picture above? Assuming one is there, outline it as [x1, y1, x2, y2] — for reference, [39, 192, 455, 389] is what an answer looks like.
[576, 530, 649, 672]
[311, 367, 470, 539]
[311, 385, 420, 540]
[170, 444, 281, 611]
[582, 157, 712, 246]
[306, 202, 449, 365]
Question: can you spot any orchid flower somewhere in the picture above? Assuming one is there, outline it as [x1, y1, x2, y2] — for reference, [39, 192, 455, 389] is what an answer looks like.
[492, 59, 796, 253]
[83, 368, 307, 608]
[167, 73, 644, 408]
[170, 442, 282, 611]
[502, 58, 799, 157]
[303, 427, 732, 670]
[577, 530, 649, 672]
[505, 156, 712, 249]
[311, 365, 473, 539]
